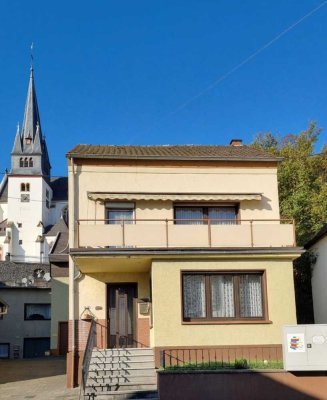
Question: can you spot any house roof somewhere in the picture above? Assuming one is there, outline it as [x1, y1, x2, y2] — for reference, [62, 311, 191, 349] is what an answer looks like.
[305, 223, 327, 249]
[0, 261, 50, 288]
[67, 144, 281, 162]
[0, 219, 7, 236]
[47, 218, 69, 263]
[50, 176, 68, 201]
[0, 175, 8, 203]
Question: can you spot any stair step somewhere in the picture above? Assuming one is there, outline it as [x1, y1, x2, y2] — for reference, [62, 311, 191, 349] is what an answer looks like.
[93, 348, 153, 356]
[84, 389, 158, 399]
[89, 368, 157, 378]
[91, 355, 154, 363]
[90, 361, 155, 369]
[87, 375, 157, 385]
[85, 383, 157, 393]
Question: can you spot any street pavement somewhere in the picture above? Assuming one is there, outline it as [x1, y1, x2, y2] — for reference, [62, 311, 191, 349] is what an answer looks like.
[0, 357, 79, 399]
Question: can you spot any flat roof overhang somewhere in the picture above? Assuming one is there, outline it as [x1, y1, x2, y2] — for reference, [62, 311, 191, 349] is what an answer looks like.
[70, 247, 304, 274]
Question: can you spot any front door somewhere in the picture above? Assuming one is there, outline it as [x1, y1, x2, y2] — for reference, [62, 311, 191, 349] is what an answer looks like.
[107, 283, 137, 348]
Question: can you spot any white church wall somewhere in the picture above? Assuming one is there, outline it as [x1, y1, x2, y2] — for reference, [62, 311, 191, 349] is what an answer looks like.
[7, 176, 45, 263]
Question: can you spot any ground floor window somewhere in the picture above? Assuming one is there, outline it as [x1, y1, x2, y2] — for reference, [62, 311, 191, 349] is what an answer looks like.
[0, 343, 9, 358]
[182, 272, 266, 322]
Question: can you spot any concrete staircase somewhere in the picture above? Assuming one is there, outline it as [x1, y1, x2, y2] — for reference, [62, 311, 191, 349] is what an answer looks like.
[83, 347, 158, 399]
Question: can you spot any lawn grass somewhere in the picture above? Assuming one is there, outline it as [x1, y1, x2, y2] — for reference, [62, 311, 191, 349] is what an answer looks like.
[164, 358, 283, 371]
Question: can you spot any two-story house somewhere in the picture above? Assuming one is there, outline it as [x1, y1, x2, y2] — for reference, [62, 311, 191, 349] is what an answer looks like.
[66, 141, 302, 389]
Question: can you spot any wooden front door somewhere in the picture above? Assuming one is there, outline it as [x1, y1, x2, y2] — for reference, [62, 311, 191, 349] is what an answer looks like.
[58, 322, 68, 355]
[107, 283, 137, 348]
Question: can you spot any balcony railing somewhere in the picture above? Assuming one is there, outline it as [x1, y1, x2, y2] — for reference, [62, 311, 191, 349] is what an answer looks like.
[76, 218, 296, 249]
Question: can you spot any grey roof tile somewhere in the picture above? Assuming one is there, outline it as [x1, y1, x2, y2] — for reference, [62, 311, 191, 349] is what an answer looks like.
[67, 144, 281, 162]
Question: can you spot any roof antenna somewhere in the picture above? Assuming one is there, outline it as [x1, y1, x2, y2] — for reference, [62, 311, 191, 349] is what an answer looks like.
[30, 42, 34, 72]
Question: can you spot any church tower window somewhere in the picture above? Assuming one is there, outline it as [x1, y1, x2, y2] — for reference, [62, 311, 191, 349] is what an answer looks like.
[20, 183, 30, 192]
[24, 158, 28, 167]
[20, 158, 24, 167]
[29, 158, 33, 167]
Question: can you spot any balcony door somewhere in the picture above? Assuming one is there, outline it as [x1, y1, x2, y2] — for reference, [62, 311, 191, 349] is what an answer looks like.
[107, 283, 137, 348]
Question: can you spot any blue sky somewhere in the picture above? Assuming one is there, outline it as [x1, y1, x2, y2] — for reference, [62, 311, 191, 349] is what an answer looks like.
[0, 0, 327, 176]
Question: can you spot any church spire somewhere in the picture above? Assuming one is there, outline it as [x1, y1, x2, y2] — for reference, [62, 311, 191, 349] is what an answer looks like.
[21, 65, 41, 142]
[11, 65, 51, 177]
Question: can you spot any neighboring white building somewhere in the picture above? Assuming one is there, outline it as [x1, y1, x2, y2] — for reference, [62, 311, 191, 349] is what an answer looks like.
[305, 224, 327, 324]
[0, 65, 68, 359]
[0, 66, 68, 264]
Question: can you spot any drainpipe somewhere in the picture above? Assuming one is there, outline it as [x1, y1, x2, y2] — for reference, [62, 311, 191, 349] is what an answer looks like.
[69, 156, 76, 387]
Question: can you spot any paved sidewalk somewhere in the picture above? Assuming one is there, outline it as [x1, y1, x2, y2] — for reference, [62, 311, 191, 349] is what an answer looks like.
[0, 357, 79, 399]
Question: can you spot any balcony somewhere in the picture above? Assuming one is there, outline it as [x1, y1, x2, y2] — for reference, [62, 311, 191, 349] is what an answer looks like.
[76, 218, 296, 249]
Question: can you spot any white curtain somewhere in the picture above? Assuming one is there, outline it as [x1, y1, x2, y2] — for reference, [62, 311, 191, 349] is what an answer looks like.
[175, 208, 203, 225]
[208, 207, 236, 225]
[183, 275, 206, 318]
[26, 304, 51, 320]
[211, 275, 235, 317]
[239, 275, 263, 317]
[107, 209, 134, 224]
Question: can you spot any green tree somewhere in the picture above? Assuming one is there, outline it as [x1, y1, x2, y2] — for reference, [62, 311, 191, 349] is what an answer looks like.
[253, 122, 327, 246]
[253, 123, 327, 323]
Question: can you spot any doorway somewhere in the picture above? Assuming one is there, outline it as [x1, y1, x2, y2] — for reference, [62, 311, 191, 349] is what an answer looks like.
[23, 337, 50, 358]
[107, 283, 137, 348]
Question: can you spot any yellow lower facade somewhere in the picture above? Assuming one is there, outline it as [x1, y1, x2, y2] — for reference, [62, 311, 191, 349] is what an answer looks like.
[72, 254, 297, 349]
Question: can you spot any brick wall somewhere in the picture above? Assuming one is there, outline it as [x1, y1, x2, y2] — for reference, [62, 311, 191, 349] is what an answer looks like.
[68, 319, 107, 352]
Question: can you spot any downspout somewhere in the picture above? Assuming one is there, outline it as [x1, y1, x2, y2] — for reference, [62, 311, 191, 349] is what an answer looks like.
[69, 156, 76, 386]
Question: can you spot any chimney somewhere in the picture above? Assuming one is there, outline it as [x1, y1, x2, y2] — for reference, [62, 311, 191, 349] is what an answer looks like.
[230, 139, 243, 146]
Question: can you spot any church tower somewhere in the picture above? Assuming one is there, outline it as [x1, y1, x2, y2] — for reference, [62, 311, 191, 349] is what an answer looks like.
[3, 65, 58, 263]
[11, 66, 51, 177]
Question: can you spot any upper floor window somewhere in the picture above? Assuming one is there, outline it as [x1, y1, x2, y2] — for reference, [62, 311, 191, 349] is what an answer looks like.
[182, 272, 265, 322]
[19, 157, 33, 168]
[20, 183, 30, 192]
[105, 202, 134, 224]
[45, 189, 50, 209]
[174, 205, 237, 225]
[24, 304, 51, 320]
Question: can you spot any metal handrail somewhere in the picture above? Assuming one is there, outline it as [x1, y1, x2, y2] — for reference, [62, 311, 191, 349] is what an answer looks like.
[76, 218, 296, 249]
[79, 319, 97, 400]
[77, 218, 294, 223]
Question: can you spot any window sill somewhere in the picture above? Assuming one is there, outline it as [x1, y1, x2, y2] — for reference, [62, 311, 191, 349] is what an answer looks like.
[182, 320, 272, 325]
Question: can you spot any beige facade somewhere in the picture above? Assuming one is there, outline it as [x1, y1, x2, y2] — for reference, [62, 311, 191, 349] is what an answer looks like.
[66, 144, 302, 387]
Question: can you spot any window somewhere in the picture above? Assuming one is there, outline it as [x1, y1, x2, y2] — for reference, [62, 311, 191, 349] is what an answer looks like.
[24, 304, 51, 320]
[20, 183, 30, 192]
[0, 344, 9, 358]
[182, 272, 266, 322]
[19, 158, 24, 167]
[105, 202, 135, 224]
[29, 158, 33, 167]
[24, 158, 28, 167]
[17, 223, 22, 228]
[175, 206, 237, 225]
[46, 189, 50, 209]
[18, 240, 23, 245]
